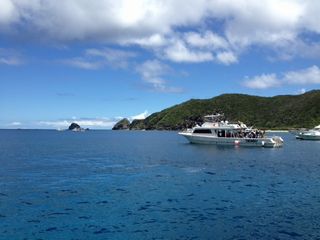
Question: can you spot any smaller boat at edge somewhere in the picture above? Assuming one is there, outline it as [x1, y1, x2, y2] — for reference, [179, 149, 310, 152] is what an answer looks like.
[179, 114, 284, 148]
[292, 125, 320, 140]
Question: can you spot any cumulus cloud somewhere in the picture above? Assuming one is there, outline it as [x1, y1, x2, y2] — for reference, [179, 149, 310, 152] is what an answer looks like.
[216, 51, 238, 65]
[221, 1, 303, 47]
[0, 0, 171, 42]
[243, 65, 320, 89]
[283, 65, 320, 84]
[243, 73, 280, 89]
[1, 0, 320, 64]
[164, 40, 214, 63]
[136, 59, 183, 93]
[0, 1, 306, 41]
[156, 31, 241, 64]
[122, 34, 168, 48]
[0, 0, 17, 26]
[184, 31, 229, 50]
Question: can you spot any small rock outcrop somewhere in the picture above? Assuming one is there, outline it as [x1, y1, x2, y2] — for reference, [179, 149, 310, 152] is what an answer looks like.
[112, 118, 130, 130]
[68, 122, 82, 131]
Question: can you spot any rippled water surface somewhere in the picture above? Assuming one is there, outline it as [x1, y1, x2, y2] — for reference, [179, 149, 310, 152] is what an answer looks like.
[0, 130, 320, 239]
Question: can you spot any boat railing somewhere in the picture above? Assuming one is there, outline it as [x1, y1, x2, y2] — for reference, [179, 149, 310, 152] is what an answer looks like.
[203, 113, 225, 123]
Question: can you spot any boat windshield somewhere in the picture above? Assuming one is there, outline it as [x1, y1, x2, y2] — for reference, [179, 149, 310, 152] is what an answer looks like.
[204, 114, 224, 122]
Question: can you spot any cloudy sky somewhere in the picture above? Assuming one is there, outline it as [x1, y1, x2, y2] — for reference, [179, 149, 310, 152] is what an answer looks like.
[1, 0, 320, 129]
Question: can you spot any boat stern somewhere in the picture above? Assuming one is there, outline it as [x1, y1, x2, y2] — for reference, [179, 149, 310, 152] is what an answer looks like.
[264, 136, 284, 147]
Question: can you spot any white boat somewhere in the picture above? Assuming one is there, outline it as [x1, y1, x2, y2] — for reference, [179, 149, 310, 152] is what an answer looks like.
[294, 125, 320, 140]
[179, 114, 284, 148]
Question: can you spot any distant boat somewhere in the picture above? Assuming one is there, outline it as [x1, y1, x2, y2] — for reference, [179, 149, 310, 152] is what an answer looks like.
[179, 114, 284, 147]
[293, 125, 320, 140]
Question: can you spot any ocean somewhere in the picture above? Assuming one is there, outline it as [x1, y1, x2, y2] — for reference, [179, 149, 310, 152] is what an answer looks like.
[0, 130, 320, 239]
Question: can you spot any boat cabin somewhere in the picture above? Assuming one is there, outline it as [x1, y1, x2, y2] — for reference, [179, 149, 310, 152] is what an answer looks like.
[192, 127, 265, 139]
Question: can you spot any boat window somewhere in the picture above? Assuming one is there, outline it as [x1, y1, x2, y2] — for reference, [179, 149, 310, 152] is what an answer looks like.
[218, 130, 225, 137]
[193, 129, 212, 134]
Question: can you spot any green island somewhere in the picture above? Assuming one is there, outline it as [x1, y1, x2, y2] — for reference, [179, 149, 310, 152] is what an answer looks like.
[114, 90, 320, 130]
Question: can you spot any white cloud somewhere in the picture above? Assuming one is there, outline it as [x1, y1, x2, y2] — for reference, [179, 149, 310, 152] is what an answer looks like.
[0, 2, 315, 43]
[153, 32, 238, 65]
[297, 88, 306, 94]
[243, 65, 320, 89]
[284, 65, 320, 84]
[302, 1, 320, 33]
[36, 113, 149, 129]
[9, 121, 22, 126]
[130, 110, 149, 120]
[136, 59, 183, 93]
[38, 118, 118, 129]
[164, 40, 214, 63]
[216, 51, 238, 65]
[38, 120, 70, 128]
[184, 31, 229, 50]
[0, 0, 17, 26]
[221, 1, 303, 47]
[122, 34, 168, 48]
[0, 0, 174, 41]
[1, 1, 320, 64]
[243, 73, 280, 89]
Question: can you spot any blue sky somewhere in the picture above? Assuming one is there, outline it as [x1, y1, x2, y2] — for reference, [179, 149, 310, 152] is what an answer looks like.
[1, 0, 320, 129]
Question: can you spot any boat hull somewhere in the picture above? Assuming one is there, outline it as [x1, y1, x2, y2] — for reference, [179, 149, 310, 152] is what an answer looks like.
[296, 134, 320, 140]
[179, 132, 283, 148]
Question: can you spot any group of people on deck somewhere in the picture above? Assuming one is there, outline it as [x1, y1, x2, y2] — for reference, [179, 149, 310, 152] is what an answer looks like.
[240, 129, 265, 138]
[218, 129, 265, 138]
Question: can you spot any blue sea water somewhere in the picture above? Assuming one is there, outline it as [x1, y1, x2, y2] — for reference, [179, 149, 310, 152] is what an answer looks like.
[0, 130, 320, 240]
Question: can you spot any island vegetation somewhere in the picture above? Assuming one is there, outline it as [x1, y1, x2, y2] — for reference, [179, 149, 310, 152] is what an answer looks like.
[113, 90, 320, 130]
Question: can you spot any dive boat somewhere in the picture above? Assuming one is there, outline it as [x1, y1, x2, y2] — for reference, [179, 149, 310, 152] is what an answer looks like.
[294, 125, 320, 140]
[179, 114, 284, 147]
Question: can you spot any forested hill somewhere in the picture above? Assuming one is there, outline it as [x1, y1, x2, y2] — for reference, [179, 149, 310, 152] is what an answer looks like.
[125, 90, 320, 130]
